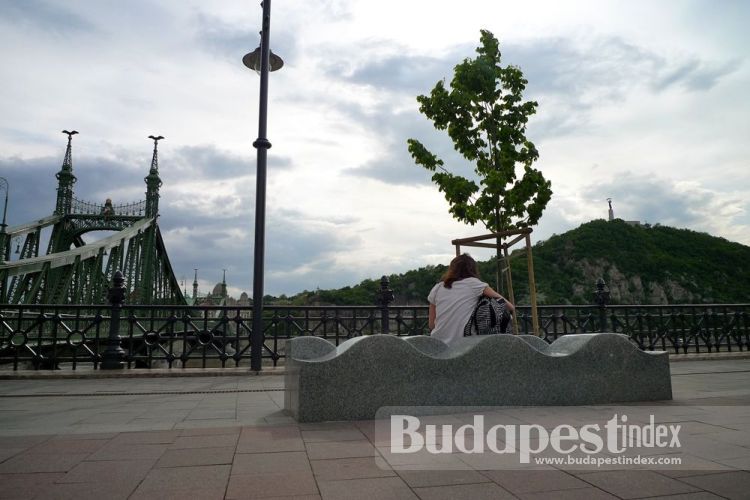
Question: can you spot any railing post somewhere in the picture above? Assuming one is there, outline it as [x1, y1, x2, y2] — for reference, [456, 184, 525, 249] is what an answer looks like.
[377, 275, 394, 334]
[593, 278, 611, 332]
[101, 270, 126, 369]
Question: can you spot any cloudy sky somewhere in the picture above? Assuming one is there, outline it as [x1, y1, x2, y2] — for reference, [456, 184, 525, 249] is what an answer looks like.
[1, 0, 748, 298]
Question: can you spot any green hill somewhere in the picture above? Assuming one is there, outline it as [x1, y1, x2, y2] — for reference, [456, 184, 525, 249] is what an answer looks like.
[275, 220, 750, 306]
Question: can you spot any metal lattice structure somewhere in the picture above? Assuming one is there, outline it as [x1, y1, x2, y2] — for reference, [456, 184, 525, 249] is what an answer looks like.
[0, 132, 185, 305]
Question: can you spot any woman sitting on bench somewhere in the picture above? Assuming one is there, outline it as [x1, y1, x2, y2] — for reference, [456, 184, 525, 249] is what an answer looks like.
[428, 253, 514, 344]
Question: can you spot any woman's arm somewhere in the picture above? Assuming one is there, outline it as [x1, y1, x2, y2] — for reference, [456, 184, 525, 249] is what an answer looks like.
[483, 286, 515, 313]
[428, 303, 436, 330]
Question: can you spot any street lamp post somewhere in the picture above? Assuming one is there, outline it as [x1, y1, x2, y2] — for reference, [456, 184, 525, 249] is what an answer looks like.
[0, 177, 9, 262]
[244, 0, 283, 372]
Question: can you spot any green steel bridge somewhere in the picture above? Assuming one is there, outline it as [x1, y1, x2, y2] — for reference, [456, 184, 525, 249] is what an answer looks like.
[0, 132, 185, 306]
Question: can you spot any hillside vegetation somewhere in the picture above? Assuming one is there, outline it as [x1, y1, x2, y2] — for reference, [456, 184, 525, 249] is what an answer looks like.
[273, 220, 750, 306]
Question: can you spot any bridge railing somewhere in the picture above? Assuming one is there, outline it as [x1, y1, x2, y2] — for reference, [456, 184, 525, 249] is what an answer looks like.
[71, 198, 146, 217]
[0, 301, 748, 370]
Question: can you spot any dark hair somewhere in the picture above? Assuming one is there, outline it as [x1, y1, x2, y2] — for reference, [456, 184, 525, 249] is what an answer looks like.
[441, 253, 480, 289]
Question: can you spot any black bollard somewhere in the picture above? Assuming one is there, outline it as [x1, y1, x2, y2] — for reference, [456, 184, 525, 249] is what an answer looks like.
[101, 270, 126, 369]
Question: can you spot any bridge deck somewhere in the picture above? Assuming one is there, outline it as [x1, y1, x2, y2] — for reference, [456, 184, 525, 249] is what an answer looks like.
[0, 217, 153, 276]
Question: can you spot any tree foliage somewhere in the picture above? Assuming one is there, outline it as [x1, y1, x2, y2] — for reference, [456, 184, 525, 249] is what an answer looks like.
[407, 30, 552, 233]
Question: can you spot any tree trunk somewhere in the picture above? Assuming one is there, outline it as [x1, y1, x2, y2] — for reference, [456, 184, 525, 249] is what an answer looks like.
[494, 207, 505, 294]
[495, 236, 505, 294]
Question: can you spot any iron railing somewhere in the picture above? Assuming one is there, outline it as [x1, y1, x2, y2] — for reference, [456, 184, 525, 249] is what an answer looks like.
[71, 198, 146, 217]
[0, 276, 748, 370]
[1, 302, 748, 371]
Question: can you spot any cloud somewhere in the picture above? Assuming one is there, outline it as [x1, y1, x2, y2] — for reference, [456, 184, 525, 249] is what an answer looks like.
[582, 174, 749, 241]
[169, 144, 292, 180]
[326, 44, 470, 95]
[193, 12, 299, 68]
[0, 0, 95, 35]
[325, 36, 742, 147]
[653, 59, 742, 92]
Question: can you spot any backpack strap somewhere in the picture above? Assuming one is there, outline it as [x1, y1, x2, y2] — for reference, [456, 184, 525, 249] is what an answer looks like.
[463, 296, 482, 337]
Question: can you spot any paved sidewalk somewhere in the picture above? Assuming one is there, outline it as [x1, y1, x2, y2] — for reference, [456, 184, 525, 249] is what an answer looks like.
[0, 359, 748, 499]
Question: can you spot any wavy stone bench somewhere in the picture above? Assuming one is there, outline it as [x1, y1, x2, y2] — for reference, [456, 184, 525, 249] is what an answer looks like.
[284, 334, 672, 422]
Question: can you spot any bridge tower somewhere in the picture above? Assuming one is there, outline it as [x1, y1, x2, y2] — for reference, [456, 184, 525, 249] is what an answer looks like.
[0, 132, 185, 305]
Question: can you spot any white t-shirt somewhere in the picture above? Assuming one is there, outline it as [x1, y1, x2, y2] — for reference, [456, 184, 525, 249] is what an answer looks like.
[428, 277, 488, 345]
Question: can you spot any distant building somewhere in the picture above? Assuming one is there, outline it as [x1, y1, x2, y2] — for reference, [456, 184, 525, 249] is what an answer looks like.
[185, 269, 250, 314]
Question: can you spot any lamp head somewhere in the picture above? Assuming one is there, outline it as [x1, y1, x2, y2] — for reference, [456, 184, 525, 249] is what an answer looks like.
[243, 46, 284, 73]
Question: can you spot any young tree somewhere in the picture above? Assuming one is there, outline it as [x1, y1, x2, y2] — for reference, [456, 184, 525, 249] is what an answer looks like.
[408, 30, 552, 292]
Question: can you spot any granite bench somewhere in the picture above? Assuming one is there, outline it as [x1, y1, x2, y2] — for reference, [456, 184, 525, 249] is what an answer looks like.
[284, 333, 672, 422]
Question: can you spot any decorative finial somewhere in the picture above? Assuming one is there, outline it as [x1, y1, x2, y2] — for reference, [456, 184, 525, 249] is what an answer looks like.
[148, 135, 164, 146]
[62, 130, 78, 141]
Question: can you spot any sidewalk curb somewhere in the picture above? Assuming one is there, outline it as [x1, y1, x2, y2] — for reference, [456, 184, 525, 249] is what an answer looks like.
[0, 366, 286, 380]
[0, 352, 747, 379]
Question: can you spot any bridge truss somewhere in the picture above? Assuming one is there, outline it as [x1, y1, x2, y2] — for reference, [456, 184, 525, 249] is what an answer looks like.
[0, 132, 185, 305]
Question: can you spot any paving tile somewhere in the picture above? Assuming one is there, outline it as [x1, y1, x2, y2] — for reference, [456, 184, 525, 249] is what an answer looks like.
[457, 450, 540, 471]
[157, 446, 236, 467]
[0, 472, 65, 500]
[240, 425, 302, 439]
[302, 428, 367, 442]
[225, 471, 318, 499]
[0, 452, 89, 473]
[298, 422, 360, 431]
[577, 470, 702, 499]
[232, 451, 311, 475]
[48, 432, 119, 440]
[87, 442, 168, 461]
[0, 448, 24, 462]
[128, 487, 227, 500]
[110, 429, 182, 444]
[397, 469, 489, 487]
[186, 411, 238, 420]
[32, 481, 134, 500]
[235, 426, 304, 454]
[482, 469, 591, 493]
[635, 493, 726, 500]
[61, 458, 157, 483]
[240, 496, 319, 500]
[413, 482, 515, 500]
[377, 446, 472, 470]
[716, 455, 750, 469]
[317, 476, 418, 500]
[175, 419, 246, 430]
[678, 470, 750, 499]
[136, 464, 231, 492]
[0, 436, 50, 449]
[516, 487, 619, 500]
[355, 421, 395, 447]
[236, 437, 305, 453]
[306, 440, 377, 460]
[311, 456, 395, 481]
[263, 415, 297, 425]
[169, 433, 239, 449]
[180, 426, 241, 437]
[25, 438, 109, 455]
[680, 435, 750, 461]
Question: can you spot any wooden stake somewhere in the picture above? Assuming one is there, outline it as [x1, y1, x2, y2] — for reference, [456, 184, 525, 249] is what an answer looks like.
[525, 233, 540, 336]
[503, 245, 519, 335]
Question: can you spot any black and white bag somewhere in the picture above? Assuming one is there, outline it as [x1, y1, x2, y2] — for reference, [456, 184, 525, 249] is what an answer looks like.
[464, 296, 511, 336]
